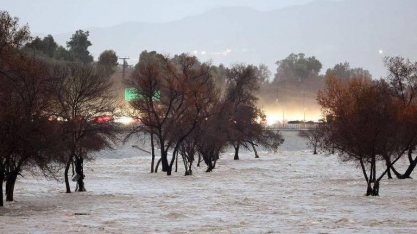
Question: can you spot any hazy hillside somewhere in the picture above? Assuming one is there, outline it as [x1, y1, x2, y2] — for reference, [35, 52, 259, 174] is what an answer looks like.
[51, 0, 417, 78]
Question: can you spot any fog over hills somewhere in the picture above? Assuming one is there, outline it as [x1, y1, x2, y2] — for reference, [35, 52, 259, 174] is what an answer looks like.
[51, 0, 417, 78]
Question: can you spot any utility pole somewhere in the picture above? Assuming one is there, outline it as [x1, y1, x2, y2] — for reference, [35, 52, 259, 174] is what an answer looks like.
[119, 57, 129, 80]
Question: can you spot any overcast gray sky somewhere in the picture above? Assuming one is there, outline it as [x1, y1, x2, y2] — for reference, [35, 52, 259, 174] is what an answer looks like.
[2, 0, 341, 34]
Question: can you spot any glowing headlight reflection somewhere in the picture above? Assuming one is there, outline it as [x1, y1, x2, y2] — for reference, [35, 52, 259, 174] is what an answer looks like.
[114, 116, 134, 125]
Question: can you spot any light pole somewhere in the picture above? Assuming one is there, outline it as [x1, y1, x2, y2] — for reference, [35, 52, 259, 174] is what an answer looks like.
[119, 57, 129, 80]
[302, 91, 306, 127]
[282, 107, 285, 127]
[303, 108, 306, 128]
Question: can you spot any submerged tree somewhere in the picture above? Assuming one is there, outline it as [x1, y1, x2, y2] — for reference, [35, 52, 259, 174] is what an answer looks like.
[127, 52, 218, 175]
[224, 64, 273, 160]
[383, 56, 417, 179]
[0, 10, 33, 206]
[49, 63, 117, 192]
[317, 73, 402, 196]
[299, 128, 321, 155]
[0, 52, 66, 202]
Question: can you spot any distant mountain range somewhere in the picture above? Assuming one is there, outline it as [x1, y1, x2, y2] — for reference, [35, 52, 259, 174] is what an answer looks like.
[50, 0, 417, 78]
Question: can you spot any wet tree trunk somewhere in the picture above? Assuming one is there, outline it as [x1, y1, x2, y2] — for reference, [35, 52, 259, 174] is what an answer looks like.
[64, 157, 72, 193]
[213, 152, 218, 169]
[205, 156, 214, 172]
[197, 153, 201, 167]
[75, 156, 86, 192]
[6, 170, 18, 201]
[201, 151, 214, 172]
[365, 157, 379, 196]
[366, 182, 379, 196]
[150, 131, 155, 173]
[161, 149, 169, 173]
[168, 147, 181, 176]
[188, 160, 193, 176]
[383, 154, 393, 179]
[183, 154, 192, 176]
[0, 168, 4, 207]
[366, 182, 373, 196]
[251, 142, 259, 158]
[372, 181, 380, 196]
[155, 158, 162, 173]
[234, 144, 240, 160]
[398, 148, 417, 179]
[389, 148, 417, 179]
[399, 158, 417, 179]
[385, 156, 402, 178]
[175, 152, 178, 173]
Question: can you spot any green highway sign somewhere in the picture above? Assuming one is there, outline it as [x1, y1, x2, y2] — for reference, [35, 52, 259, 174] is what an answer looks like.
[125, 88, 160, 101]
[125, 88, 139, 101]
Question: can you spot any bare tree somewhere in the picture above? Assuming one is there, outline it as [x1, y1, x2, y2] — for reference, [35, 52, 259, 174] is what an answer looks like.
[299, 129, 321, 155]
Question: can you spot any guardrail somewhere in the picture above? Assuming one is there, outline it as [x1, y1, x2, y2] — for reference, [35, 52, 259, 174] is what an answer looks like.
[265, 123, 318, 131]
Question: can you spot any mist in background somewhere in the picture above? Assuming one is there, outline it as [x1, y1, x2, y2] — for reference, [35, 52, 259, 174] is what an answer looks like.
[1, 0, 342, 34]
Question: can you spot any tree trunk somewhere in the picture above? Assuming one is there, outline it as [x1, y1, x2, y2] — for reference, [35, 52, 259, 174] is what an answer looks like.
[386, 161, 392, 179]
[396, 149, 417, 179]
[75, 156, 86, 192]
[365, 181, 379, 196]
[167, 149, 178, 176]
[213, 151, 218, 169]
[187, 161, 193, 176]
[161, 150, 169, 172]
[64, 157, 72, 193]
[6, 170, 18, 201]
[182, 153, 191, 176]
[251, 143, 259, 158]
[366, 182, 373, 196]
[201, 151, 214, 172]
[372, 181, 379, 196]
[385, 157, 402, 178]
[206, 158, 214, 172]
[0, 170, 4, 207]
[197, 153, 201, 167]
[175, 151, 178, 173]
[234, 144, 240, 160]
[365, 157, 379, 196]
[399, 158, 417, 179]
[359, 157, 369, 184]
[150, 131, 155, 173]
[155, 158, 162, 173]
[166, 167, 172, 176]
[313, 145, 317, 155]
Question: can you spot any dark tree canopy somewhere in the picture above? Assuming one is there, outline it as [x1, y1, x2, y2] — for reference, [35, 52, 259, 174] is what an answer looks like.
[98, 49, 118, 76]
[255, 64, 272, 85]
[326, 62, 372, 80]
[0, 11, 31, 53]
[273, 53, 322, 85]
[66, 30, 93, 64]
[24, 35, 58, 58]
